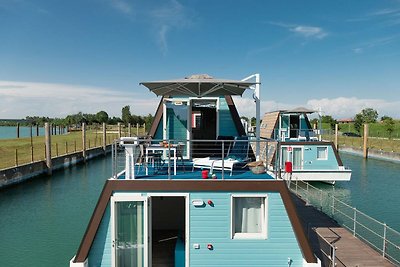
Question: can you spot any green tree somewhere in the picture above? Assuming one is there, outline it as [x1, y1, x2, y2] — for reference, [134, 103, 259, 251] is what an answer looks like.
[321, 115, 337, 130]
[354, 113, 363, 133]
[360, 108, 378, 123]
[383, 117, 395, 139]
[381, 115, 392, 122]
[121, 105, 132, 126]
[354, 108, 379, 133]
[96, 111, 109, 123]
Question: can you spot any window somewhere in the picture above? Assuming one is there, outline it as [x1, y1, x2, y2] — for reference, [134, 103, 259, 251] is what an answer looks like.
[232, 196, 267, 239]
[317, 147, 328, 160]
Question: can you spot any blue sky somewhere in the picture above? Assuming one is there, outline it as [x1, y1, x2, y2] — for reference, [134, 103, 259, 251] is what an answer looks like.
[1, 0, 399, 119]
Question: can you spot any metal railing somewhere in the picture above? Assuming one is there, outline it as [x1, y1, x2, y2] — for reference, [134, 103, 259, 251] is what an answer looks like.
[309, 227, 337, 267]
[289, 180, 400, 265]
[110, 137, 275, 180]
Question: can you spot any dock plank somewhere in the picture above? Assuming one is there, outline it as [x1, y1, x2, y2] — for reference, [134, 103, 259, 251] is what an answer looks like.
[291, 193, 395, 267]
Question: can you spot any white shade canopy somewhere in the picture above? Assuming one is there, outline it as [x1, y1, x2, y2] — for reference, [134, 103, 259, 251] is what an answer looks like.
[140, 74, 257, 97]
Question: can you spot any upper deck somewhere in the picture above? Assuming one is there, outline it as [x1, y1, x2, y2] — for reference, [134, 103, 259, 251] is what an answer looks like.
[111, 137, 275, 181]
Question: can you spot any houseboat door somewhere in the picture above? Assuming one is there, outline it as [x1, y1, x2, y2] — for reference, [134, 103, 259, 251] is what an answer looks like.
[111, 195, 149, 267]
[163, 99, 190, 158]
[292, 147, 303, 170]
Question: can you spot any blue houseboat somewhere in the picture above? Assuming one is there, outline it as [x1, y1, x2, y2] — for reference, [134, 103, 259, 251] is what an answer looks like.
[70, 74, 321, 267]
[261, 109, 351, 183]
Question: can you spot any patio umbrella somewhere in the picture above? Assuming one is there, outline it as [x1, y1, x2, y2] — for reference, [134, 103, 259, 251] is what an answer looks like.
[140, 74, 256, 97]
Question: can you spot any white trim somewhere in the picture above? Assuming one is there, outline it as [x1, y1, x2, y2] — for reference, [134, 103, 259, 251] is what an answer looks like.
[230, 194, 268, 240]
[111, 194, 149, 267]
[147, 193, 190, 267]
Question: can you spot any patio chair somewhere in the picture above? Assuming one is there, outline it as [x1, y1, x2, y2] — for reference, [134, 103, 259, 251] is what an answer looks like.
[211, 136, 251, 176]
[192, 136, 250, 176]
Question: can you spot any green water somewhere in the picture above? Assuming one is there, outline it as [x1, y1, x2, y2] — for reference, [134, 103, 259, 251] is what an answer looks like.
[0, 156, 111, 267]
[0, 153, 399, 266]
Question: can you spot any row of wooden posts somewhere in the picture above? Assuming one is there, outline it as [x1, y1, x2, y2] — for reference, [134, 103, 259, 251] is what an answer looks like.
[16, 123, 66, 138]
[43, 122, 145, 175]
[334, 123, 369, 158]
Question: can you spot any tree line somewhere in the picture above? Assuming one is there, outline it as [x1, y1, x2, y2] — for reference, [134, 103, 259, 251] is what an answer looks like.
[310, 108, 397, 138]
[0, 105, 154, 129]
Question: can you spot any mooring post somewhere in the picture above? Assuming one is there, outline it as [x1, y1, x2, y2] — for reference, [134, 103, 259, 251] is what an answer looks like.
[128, 123, 131, 137]
[36, 124, 39, 136]
[118, 122, 121, 138]
[103, 123, 107, 154]
[45, 122, 52, 175]
[363, 124, 369, 159]
[82, 122, 87, 161]
[16, 123, 20, 138]
[334, 124, 339, 150]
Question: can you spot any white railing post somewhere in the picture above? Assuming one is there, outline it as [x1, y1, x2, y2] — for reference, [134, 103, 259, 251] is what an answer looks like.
[332, 246, 336, 267]
[383, 223, 387, 257]
[353, 207, 357, 236]
[168, 140, 171, 179]
[221, 141, 225, 180]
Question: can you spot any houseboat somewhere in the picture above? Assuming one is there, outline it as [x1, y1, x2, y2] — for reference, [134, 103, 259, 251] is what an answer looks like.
[70, 74, 321, 267]
[261, 108, 351, 184]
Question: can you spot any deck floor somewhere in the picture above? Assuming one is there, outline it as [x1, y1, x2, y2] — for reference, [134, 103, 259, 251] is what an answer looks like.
[292, 193, 395, 267]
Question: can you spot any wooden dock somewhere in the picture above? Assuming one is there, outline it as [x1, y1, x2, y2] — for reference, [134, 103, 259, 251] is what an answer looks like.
[291, 193, 395, 267]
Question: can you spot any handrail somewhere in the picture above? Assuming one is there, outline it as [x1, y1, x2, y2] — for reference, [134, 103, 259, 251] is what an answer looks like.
[289, 179, 400, 265]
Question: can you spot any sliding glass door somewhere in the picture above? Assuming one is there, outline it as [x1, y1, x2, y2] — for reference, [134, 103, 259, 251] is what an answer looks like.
[112, 196, 148, 267]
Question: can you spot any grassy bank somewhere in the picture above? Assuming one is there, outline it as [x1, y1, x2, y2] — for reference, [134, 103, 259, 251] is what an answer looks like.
[0, 126, 146, 170]
[323, 134, 400, 153]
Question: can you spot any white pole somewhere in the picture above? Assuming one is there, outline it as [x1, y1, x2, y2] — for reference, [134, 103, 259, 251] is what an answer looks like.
[255, 74, 261, 160]
[241, 73, 261, 160]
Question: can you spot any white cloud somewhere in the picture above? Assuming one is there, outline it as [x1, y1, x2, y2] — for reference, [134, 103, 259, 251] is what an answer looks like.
[109, 0, 134, 15]
[0, 81, 159, 119]
[150, 0, 192, 54]
[269, 22, 328, 40]
[307, 97, 400, 119]
[233, 96, 400, 120]
[290, 26, 328, 39]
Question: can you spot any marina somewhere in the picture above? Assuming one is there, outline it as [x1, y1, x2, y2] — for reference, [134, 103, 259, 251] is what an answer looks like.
[0, 152, 399, 266]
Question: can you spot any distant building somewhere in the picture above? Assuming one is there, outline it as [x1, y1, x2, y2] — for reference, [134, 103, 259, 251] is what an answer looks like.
[337, 118, 354, 124]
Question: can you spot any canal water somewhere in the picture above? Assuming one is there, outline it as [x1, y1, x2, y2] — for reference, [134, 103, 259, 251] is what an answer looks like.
[0, 153, 399, 266]
[0, 156, 111, 267]
[0, 126, 45, 139]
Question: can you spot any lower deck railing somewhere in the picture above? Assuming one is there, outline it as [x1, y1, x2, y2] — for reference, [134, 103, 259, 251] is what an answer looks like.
[289, 180, 400, 266]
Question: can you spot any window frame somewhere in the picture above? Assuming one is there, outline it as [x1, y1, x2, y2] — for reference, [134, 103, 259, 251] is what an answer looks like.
[230, 194, 268, 240]
[316, 146, 328, 160]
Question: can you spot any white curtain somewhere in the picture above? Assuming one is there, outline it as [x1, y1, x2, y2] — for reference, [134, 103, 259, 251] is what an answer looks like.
[235, 198, 262, 233]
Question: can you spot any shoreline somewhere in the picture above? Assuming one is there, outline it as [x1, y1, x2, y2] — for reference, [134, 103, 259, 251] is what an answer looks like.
[339, 146, 400, 163]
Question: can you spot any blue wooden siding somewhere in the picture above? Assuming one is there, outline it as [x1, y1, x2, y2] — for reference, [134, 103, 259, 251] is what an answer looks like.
[302, 145, 339, 170]
[218, 97, 239, 137]
[88, 205, 112, 267]
[86, 192, 304, 267]
[189, 192, 303, 267]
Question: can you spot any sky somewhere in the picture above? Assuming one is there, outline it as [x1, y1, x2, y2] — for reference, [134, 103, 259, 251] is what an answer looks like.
[0, 0, 399, 119]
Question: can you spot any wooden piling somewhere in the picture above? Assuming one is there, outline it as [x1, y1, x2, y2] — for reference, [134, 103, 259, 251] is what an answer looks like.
[36, 124, 39, 136]
[45, 122, 52, 175]
[82, 122, 87, 161]
[334, 124, 339, 150]
[136, 123, 139, 136]
[128, 123, 131, 137]
[103, 123, 107, 154]
[363, 124, 369, 159]
[118, 122, 121, 138]
[16, 123, 20, 138]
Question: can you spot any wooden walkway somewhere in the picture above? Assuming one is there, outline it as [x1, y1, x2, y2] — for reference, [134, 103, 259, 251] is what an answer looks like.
[291, 193, 395, 267]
